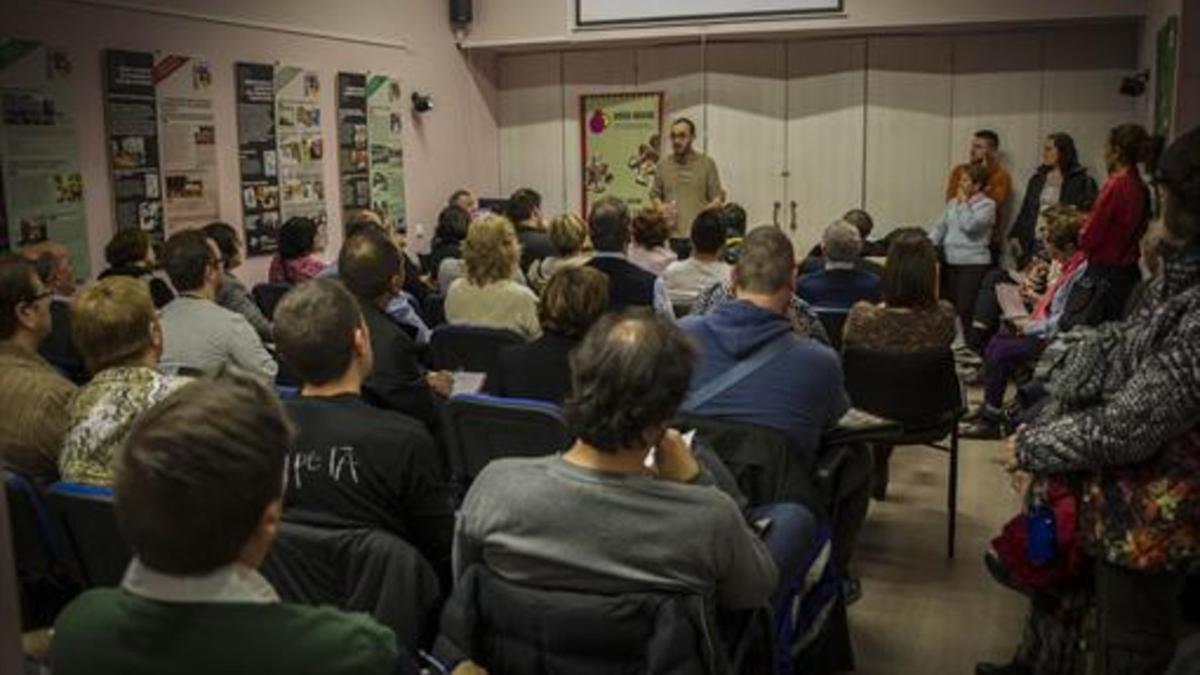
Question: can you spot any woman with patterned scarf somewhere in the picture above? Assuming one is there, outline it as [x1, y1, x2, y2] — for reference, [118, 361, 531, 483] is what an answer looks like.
[1003, 126, 1200, 675]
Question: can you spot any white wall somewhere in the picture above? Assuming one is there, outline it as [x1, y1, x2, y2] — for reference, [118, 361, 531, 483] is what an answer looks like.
[496, 24, 1141, 249]
[465, 0, 1145, 49]
[2, 0, 501, 284]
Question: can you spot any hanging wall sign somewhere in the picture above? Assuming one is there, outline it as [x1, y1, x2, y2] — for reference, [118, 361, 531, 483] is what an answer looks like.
[235, 61, 281, 256]
[0, 39, 90, 276]
[580, 91, 663, 216]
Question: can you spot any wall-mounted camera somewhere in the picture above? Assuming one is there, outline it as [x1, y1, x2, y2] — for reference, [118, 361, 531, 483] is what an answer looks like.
[412, 92, 434, 114]
[1119, 70, 1150, 97]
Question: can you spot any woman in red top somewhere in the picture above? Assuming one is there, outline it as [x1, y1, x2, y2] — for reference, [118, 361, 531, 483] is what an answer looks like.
[1077, 124, 1157, 322]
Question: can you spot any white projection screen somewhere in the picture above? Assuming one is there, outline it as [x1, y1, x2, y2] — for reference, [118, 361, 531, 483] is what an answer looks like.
[576, 0, 841, 26]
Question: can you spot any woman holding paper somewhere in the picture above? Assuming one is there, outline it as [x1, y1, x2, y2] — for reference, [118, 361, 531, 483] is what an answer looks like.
[962, 208, 1087, 439]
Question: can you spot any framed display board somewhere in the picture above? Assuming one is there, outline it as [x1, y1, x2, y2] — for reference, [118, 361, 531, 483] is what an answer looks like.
[580, 91, 663, 216]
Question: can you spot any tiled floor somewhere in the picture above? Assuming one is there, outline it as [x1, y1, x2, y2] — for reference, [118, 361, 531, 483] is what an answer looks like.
[849, 436, 1028, 674]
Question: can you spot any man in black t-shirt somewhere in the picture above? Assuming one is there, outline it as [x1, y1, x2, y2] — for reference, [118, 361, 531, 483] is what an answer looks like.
[273, 278, 453, 578]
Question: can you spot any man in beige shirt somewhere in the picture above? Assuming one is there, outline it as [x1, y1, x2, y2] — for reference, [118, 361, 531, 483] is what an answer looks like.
[0, 254, 77, 482]
[651, 117, 725, 259]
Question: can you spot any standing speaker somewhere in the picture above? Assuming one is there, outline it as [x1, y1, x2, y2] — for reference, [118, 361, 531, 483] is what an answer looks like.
[450, 0, 473, 25]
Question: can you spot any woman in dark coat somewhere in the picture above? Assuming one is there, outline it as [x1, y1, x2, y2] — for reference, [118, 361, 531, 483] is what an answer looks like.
[1008, 132, 1098, 266]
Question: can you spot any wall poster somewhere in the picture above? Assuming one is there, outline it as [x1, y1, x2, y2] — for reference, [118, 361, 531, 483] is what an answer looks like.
[366, 74, 406, 233]
[336, 72, 370, 225]
[1155, 16, 1179, 138]
[105, 50, 221, 241]
[0, 38, 89, 276]
[580, 92, 663, 217]
[235, 61, 281, 256]
[275, 65, 327, 245]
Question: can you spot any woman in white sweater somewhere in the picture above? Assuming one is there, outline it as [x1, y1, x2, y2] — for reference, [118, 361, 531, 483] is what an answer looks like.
[445, 214, 542, 339]
[929, 162, 997, 330]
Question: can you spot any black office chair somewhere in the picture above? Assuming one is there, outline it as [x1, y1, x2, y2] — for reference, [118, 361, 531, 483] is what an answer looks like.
[44, 483, 132, 587]
[3, 469, 79, 628]
[421, 293, 447, 329]
[841, 348, 967, 558]
[442, 394, 572, 486]
[251, 282, 293, 320]
[261, 519, 442, 649]
[429, 325, 525, 374]
[812, 307, 850, 352]
[432, 565, 772, 675]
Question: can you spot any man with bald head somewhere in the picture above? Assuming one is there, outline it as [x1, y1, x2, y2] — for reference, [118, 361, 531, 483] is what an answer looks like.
[22, 239, 85, 381]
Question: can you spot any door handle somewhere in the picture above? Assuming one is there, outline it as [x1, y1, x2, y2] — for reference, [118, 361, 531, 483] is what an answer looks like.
[773, 201, 781, 228]
[789, 201, 798, 232]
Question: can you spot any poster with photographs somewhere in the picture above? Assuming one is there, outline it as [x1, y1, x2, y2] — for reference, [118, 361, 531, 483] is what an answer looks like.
[235, 61, 281, 256]
[0, 38, 90, 276]
[336, 72, 370, 226]
[104, 49, 162, 241]
[275, 65, 327, 246]
[156, 54, 220, 235]
[366, 74, 406, 232]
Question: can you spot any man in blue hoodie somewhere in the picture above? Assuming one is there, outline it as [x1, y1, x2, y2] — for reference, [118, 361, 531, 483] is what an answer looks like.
[680, 227, 869, 585]
[680, 227, 848, 455]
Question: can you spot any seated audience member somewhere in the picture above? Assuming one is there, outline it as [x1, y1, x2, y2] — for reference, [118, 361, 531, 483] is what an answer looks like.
[340, 226, 452, 427]
[525, 212, 591, 293]
[158, 230, 278, 379]
[50, 371, 426, 675]
[693, 278, 829, 344]
[203, 221, 272, 341]
[455, 311, 779, 610]
[269, 216, 327, 284]
[680, 226, 848, 462]
[486, 266, 610, 404]
[448, 188, 479, 218]
[586, 196, 674, 319]
[99, 227, 175, 308]
[23, 240, 85, 382]
[962, 208, 1088, 439]
[842, 229, 957, 499]
[626, 206, 678, 276]
[505, 187, 554, 272]
[0, 254, 76, 482]
[1007, 132, 1098, 266]
[445, 215, 541, 339]
[663, 208, 731, 311]
[796, 219, 882, 310]
[58, 277, 187, 486]
[273, 279, 452, 576]
[800, 209, 885, 275]
[992, 126, 1200, 675]
[327, 213, 431, 344]
[680, 227, 868, 577]
[428, 204, 471, 285]
[930, 161, 997, 331]
[719, 202, 749, 265]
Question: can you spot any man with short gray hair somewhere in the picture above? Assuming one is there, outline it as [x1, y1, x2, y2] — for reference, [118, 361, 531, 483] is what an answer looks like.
[796, 219, 881, 311]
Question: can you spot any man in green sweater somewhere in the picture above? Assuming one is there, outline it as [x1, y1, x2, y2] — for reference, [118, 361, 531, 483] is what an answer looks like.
[51, 370, 420, 675]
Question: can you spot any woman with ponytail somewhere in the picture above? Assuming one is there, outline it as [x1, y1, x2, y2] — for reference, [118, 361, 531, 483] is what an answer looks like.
[1076, 123, 1160, 322]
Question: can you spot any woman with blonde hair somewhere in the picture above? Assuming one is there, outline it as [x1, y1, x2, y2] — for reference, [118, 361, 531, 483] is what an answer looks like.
[445, 215, 541, 339]
[527, 212, 592, 292]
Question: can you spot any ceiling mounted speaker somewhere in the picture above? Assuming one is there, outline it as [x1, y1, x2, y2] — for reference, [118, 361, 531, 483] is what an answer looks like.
[450, 0, 473, 26]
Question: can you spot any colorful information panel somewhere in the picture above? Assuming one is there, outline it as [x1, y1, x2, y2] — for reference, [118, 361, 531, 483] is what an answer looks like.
[105, 50, 221, 240]
[336, 72, 369, 224]
[580, 92, 663, 216]
[366, 74, 406, 233]
[0, 39, 89, 276]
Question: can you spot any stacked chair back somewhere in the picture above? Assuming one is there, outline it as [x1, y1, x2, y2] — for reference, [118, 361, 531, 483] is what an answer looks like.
[44, 483, 132, 587]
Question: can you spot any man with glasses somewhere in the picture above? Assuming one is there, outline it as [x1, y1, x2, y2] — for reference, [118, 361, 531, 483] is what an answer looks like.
[651, 117, 725, 260]
[158, 230, 277, 380]
[0, 253, 77, 482]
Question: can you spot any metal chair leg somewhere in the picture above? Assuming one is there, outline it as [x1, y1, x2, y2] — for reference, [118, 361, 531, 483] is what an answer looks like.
[947, 426, 959, 559]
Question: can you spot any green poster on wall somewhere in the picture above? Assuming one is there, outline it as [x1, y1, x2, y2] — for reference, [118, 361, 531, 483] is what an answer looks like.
[1155, 16, 1179, 138]
[366, 75, 406, 233]
[580, 92, 663, 216]
[0, 38, 90, 277]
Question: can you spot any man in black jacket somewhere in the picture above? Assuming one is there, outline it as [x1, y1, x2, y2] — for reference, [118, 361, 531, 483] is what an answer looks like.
[338, 226, 452, 429]
[273, 278, 454, 580]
